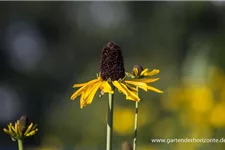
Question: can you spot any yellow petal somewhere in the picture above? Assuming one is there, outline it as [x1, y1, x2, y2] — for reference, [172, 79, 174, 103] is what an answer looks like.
[140, 68, 149, 76]
[100, 81, 114, 94]
[80, 92, 85, 109]
[127, 78, 159, 83]
[25, 130, 36, 137]
[11, 124, 16, 133]
[3, 128, 11, 135]
[120, 83, 140, 101]
[71, 78, 100, 100]
[143, 69, 159, 76]
[147, 86, 163, 93]
[125, 83, 138, 93]
[124, 80, 148, 91]
[83, 80, 102, 99]
[112, 81, 140, 101]
[81, 81, 103, 108]
[73, 83, 88, 88]
[8, 124, 13, 134]
[133, 68, 139, 76]
[73, 77, 101, 88]
[24, 123, 33, 136]
[15, 123, 18, 135]
[112, 81, 128, 96]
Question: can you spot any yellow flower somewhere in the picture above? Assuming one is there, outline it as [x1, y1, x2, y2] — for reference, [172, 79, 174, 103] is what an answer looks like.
[113, 105, 150, 135]
[209, 103, 225, 128]
[3, 116, 38, 141]
[126, 64, 163, 93]
[127, 64, 160, 78]
[71, 42, 163, 108]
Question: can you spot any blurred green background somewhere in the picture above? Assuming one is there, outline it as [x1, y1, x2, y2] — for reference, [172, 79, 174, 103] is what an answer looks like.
[0, 1, 225, 150]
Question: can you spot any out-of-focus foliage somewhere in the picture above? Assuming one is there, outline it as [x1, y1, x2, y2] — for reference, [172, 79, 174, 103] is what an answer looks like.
[1, 1, 225, 150]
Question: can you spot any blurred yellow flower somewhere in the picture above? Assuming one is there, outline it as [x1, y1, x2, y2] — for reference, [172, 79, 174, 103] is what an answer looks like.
[208, 66, 225, 90]
[137, 145, 156, 150]
[209, 103, 225, 128]
[152, 117, 174, 139]
[173, 142, 199, 150]
[188, 85, 214, 113]
[113, 106, 149, 135]
[40, 134, 63, 150]
[162, 87, 185, 111]
[3, 116, 38, 141]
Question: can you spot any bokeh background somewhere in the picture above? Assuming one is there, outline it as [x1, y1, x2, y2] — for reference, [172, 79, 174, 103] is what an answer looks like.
[1, 1, 225, 150]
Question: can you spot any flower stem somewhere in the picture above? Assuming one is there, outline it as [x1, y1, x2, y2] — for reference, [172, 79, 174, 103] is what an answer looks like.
[106, 93, 114, 150]
[17, 139, 23, 150]
[133, 87, 139, 150]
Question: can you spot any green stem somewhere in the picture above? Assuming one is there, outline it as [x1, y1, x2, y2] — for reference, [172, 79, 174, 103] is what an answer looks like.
[17, 139, 24, 150]
[133, 87, 139, 150]
[106, 93, 114, 150]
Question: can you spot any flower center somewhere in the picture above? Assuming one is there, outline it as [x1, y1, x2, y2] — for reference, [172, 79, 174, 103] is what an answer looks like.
[100, 42, 125, 81]
[132, 64, 144, 76]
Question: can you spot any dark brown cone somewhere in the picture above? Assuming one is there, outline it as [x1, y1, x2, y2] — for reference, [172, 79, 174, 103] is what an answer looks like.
[19, 116, 29, 133]
[100, 42, 125, 81]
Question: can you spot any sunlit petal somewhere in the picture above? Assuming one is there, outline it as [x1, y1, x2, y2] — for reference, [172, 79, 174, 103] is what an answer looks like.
[73, 77, 101, 88]
[82, 81, 103, 108]
[140, 68, 149, 76]
[73, 83, 87, 88]
[147, 86, 163, 93]
[143, 69, 159, 76]
[80, 92, 85, 109]
[120, 83, 140, 102]
[84, 81, 102, 99]
[128, 78, 160, 83]
[71, 78, 100, 100]
[125, 83, 138, 93]
[100, 81, 114, 94]
[112, 81, 128, 96]
[125, 80, 148, 91]
[133, 68, 139, 76]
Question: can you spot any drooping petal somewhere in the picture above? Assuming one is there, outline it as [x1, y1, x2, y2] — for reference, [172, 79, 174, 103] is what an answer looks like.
[143, 69, 159, 76]
[147, 86, 163, 93]
[127, 78, 160, 83]
[72, 77, 101, 88]
[82, 81, 103, 108]
[71, 78, 100, 100]
[112, 81, 128, 96]
[73, 83, 87, 88]
[112, 81, 140, 101]
[140, 68, 149, 76]
[83, 80, 102, 99]
[124, 80, 148, 91]
[125, 83, 138, 93]
[80, 92, 85, 109]
[120, 83, 140, 102]
[100, 81, 114, 94]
